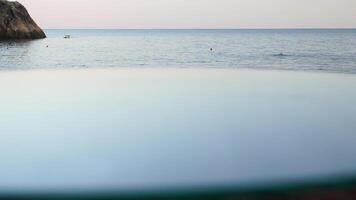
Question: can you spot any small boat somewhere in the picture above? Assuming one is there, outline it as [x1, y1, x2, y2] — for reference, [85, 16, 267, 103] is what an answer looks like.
[64, 35, 71, 39]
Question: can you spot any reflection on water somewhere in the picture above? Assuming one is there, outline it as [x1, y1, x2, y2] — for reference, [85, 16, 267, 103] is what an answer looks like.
[0, 68, 356, 193]
[0, 40, 35, 70]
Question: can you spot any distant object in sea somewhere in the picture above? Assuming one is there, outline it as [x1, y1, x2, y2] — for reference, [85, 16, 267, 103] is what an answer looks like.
[0, 0, 46, 40]
[210, 48, 213, 51]
[274, 52, 288, 57]
[64, 35, 71, 39]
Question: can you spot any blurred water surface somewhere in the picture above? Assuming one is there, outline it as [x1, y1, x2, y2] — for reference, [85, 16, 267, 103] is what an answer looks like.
[0, 69, 356, 192]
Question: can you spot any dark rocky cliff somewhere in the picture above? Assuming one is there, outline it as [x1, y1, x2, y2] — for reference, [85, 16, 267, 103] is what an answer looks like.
[0, 0, 46, 39]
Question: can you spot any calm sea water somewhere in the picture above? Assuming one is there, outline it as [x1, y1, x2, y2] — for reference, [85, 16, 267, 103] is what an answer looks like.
[1, 69, 356, 192]
[0, 29, 356, 73]
[1, 29, 356, 194]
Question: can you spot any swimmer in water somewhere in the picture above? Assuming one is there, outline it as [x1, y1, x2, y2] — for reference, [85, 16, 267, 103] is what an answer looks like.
[210, 48, 213, 51]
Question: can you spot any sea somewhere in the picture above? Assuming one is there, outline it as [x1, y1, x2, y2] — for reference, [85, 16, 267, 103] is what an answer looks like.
[1, 29, 356, 195]
[0, 29, 356, 73]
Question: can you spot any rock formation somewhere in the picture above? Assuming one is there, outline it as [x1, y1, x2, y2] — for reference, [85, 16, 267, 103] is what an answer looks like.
[0, 0, 46, 39]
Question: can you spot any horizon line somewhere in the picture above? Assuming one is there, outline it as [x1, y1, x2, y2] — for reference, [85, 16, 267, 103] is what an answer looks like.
[42, 28, 356, 30]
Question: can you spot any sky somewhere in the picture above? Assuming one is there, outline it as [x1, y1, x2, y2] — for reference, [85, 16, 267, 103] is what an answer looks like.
[20, 0, 356, 29]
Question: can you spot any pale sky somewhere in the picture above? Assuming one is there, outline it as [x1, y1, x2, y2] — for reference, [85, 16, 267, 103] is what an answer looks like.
[20, 0, 356, 29]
